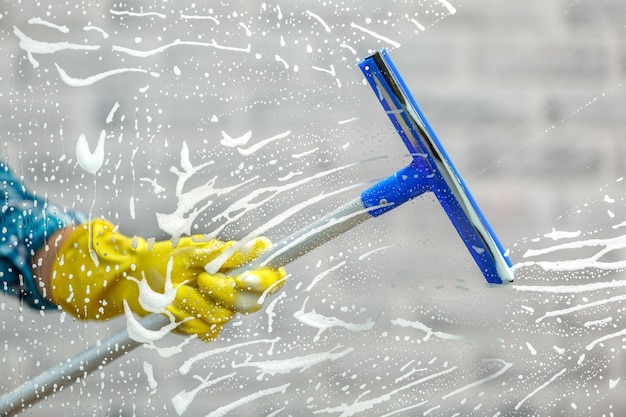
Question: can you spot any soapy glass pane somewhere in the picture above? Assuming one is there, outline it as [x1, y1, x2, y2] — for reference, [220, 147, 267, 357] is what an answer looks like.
[1, 0, 625, 415]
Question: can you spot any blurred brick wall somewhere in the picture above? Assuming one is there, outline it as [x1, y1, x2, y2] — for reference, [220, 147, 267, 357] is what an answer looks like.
[393, 0, 625, 246]
[1, 0, 625, 415]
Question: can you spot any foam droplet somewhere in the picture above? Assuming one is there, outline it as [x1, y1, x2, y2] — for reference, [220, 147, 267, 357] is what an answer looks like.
[76, 130, 105, 174]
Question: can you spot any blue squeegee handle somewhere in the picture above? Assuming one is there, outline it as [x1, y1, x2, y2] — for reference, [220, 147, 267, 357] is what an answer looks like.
[360, 163, 430, 217]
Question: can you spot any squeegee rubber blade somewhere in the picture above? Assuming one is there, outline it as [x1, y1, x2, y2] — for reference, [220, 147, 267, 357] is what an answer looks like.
[359, 50, 514, 284]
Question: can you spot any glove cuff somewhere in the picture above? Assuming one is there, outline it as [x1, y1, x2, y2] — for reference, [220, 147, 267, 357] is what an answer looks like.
[51, 218, 144, 319]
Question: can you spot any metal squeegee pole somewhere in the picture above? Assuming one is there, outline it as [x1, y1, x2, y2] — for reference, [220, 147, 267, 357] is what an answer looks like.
[242, 197, 371, 272]
[0, 313, 167, 416]
[0, 198, 373, 415]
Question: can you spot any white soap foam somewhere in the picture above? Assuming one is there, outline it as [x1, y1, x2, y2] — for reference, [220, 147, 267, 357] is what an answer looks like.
[75, 130, 105, 175]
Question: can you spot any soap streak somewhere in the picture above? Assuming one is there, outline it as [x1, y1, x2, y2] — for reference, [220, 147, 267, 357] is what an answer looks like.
[180, 14, 220, 24]
[55, 63, 155, 87]
[350, 22, 401, 48]
[113, 39, 251, 57]
[441, 358, 512, 399]
[586, 328, 626, 351]
[358, 245, 395, 260]
[313, 366, 457, 416]
[514, 368, 567, 411]
[265, 292, 287, 333]
[110, 9, 166, 18]
[171, 373, 235, 416]
[179, 338, 280, 375]
[437, 0, 457, 15]
[13, 25, 99, 67]
[231, 345, 353, 380]
[391, 318, 467, 342]
[306, 10, 332, 32]
[124, 302, 179, 344]
[306, 261, 346, 291]
[27, 17, 69, 33]
[236, 131, 291, 156]
[206, 384, 290, 417]
[155, 141, 256, 243]
[514, 279, 626, 294]
[518, 234, 626, 271]
[204, 164, 365, 273]
[83, 25, 109, 38]
[294, 297, 375, 342]
[535, 294, 626, 323]
[220, 130, 252, 148]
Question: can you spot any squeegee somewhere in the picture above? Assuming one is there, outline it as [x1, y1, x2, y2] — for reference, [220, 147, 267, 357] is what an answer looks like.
[0, 49, 513, 415]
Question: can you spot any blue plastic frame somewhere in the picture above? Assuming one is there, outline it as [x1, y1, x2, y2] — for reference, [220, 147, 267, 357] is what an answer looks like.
[358, 49, 514, 284]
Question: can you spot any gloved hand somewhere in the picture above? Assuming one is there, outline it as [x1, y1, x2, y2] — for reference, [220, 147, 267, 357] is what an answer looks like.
[50, 219, 286, 342]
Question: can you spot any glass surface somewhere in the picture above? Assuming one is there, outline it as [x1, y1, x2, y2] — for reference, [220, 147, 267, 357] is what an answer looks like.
[1, 0, 625, 415]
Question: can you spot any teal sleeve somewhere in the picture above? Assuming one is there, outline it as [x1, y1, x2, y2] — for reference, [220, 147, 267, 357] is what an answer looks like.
[0, 162, 86, 311]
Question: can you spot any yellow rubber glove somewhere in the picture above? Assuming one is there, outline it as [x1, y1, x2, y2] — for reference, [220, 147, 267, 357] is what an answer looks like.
[50, 219, 286, 342]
